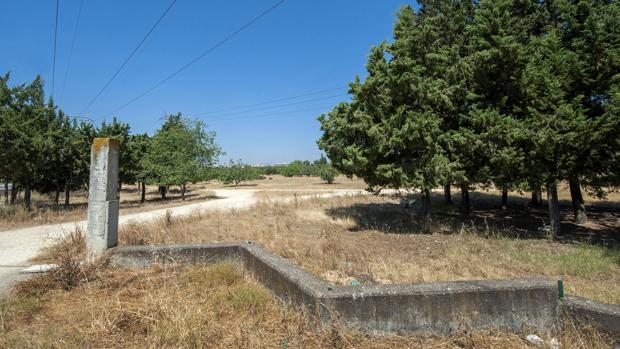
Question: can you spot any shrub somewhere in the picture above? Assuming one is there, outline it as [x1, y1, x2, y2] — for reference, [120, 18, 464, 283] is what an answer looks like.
[318, 165, 338, 184]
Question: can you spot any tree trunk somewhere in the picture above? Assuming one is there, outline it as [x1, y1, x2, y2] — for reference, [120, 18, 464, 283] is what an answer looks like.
[460, 185, 470, 215]
[64, 184, 70, 209]
[140, 182, 146, 203]
[444, 184, 452, 204]
[3, 182, 8, 205]
[181, 184, 186, 201]
[530, 191, 539, 207]
[501, 188, 508, 210]
[10, 185, 17, 205]
[159, 185, 167, 200]
[547, 181, 561, 237]
[24, 183, 32, 211]
[421, 188, 431, 218]
[530, 189, 543, 207]
[569, 179, 587, 224]
[54, 187, 60, 206]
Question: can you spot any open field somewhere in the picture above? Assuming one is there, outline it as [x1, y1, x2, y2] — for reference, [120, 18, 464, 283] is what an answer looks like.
[0, 258, 611, 348]
[0, 175, 365, 231]
[112, 193, 619, 304]
[205, 174, 367, 190]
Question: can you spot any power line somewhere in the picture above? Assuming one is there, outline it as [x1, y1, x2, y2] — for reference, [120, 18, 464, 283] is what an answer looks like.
[79, 0, 178, 115]
[201, 105, 334, 123]
[199, 93, 347, 119]
[51, 0, 60, 98]
[201, 86, 346, 115]
[58, 0, 84, 104]
[99, 0, 288, 120]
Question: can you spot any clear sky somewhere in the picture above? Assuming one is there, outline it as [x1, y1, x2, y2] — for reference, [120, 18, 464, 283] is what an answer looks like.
[1, 0, 417, 164]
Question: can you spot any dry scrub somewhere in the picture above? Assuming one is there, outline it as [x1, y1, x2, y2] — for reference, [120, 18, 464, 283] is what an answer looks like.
[0, 248, 612, 348]
[118, 194, 620, 304]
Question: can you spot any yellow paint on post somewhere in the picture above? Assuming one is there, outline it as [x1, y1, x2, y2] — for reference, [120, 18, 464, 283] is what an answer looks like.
[92, 138, 120, 152]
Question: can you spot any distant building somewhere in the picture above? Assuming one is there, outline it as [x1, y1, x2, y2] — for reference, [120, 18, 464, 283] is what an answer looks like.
[0, 183, 12, 192]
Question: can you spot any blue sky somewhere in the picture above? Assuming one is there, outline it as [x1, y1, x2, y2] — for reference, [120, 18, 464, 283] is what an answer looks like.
[1, 0, 416, 164]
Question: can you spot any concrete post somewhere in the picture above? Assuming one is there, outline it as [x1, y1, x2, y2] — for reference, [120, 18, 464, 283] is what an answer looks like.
[86, 138, 120, 255]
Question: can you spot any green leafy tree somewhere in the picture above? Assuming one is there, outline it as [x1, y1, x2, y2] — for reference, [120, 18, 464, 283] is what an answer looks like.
[129, 133, 150, 203]
[219, 160, 262, 186]
[142, 114, 221, 200]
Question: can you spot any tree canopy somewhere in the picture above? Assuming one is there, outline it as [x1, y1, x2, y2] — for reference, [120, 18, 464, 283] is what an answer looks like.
[318, 0, 620, 234]
[141, 113, 222, 199]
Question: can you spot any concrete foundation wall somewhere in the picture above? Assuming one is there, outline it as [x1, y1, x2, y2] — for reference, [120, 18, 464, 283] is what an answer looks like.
[106, 242, 574, 336]
[240, 243, 326, 313]
[108, 243, 241, 268]
[323, 279, 558, 335]
[562, 296, 620, 338]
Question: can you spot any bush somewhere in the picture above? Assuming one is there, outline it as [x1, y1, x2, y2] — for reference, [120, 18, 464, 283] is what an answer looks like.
[318, 165, 338, 184]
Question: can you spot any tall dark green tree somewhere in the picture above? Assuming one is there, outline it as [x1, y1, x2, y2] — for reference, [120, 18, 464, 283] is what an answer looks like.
[553, 0, 620, 223]
[4, 76, 54, 210]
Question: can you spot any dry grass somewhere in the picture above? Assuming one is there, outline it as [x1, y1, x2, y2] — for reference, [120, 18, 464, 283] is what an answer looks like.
[0, 184, 217, 231]
[206, 174, 367, 190]
[0, 244, 612, 348]
[253, 190, 347, 201]
[0, 175, 364, 231]
[117, 194, 620, 304]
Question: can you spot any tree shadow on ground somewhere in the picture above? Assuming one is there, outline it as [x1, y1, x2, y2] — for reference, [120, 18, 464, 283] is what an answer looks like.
[326, 191, 620, 248]
[222, 183, 258, 188]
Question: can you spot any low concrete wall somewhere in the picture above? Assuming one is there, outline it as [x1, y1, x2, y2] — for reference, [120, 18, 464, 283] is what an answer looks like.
[323, 279, 558, 335]
[562, 296, 620, 338]
[240, 242, 328, 316]
[108, 243, 241, 268]
[107, 242, 563, 336]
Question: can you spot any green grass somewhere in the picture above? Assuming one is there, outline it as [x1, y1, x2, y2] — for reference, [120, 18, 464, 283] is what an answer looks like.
[508, 243, 619, 278]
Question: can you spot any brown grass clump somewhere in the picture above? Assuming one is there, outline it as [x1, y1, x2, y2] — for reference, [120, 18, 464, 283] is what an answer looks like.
[15, 230, 102, 295]
[119, 194, 620, 304]
[0, 258, 613, 348]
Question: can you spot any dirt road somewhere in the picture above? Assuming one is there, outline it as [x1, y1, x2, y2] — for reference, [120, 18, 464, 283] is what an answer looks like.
[0, 189, 365, 293]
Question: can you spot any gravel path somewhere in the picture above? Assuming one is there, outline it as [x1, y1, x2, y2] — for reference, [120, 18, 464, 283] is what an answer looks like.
[0, 189, 365, 293]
